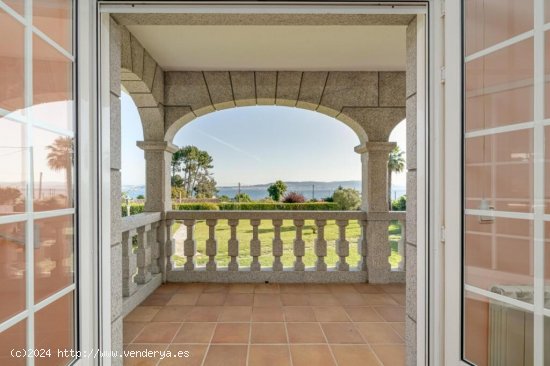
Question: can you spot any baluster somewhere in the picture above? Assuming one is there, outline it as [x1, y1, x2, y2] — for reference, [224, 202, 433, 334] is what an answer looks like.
[398, 220, 406, 271]
[293, 219, 305, 271]
[335, 220, 350, 271]
[358, 219, 368, 271]
[205, 219, 218, 271]
[135, 225, 152, 284]
[122, 229, 137, 297]
[314, 219, 327, 271]
[250, 219, 261, 271]
[183, 219, 196, 271]
[272, 219, 283, 271]
[149, 222, 160, 274]
[165, 219, 175, 273]
[228, 219, 239, 271]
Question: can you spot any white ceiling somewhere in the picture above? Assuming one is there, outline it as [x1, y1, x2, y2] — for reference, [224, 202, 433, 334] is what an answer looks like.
[127, 25, 407, 71]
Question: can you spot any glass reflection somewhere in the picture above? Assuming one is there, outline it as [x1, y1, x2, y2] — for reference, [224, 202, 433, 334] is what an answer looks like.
[33, 128, 74, 211]
[33, 0, 73, 54]
[0, 222, 25, 323]
[0, 321, 26, 366]
[34, 215, 73, 303]
[0, 9, 24, 112]
[0, 118, 26, 216]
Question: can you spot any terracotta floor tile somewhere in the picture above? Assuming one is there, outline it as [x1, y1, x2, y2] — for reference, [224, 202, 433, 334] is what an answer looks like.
[218, 306, 252, 322]
[123, 322, 146, 344]
[371, 345, 406, 366]
[254, 283, 280, 293]
[172, 322, 216, 343]
[307, 294, 339, 306]
[167, 293, 200, 306]
[211, 323, 250, 344]
[379, 284, 406, 294]
[203, 284, 229, 293]
[355, 323, 404, 344]
[321, 322, 364, 344]
[390, 322, 406, 339]
[312, 306, 350, 322]
[283, 307, 316, 322]
[133, 322, 181, 343]
[154, 283, 181, 294]
[330, 345, 382, 366]
[286, 322, 326, 343]
[253, 293, 282, 306]
[159, 344, 207, 366]
[203, 345, 247, 366]
[124, 344, 167, 366]
[248, 345, 291, 366]
[390, 293, 406, 306]
[373, 306, 406, 322]
[289, 345, 336, 366]
[344, 307, 384, 322]
[362, 294, 399, 306]
[152, 306, 193, 322]
[177, 283, 206, 293]
[303, 284, 330, 294]
[352, 284, 383, 294]
[125, 306, 161, 322]
[184, 307, 222, 322]
[141, 293, 174, 306]
[252, 306, 284, 322]
[328, 284, 358, 294]
[337, 293, 368, 306]
[228, 283, 255, 293]
[197, 293, 227, 306]
[224, 293, 254, 306]
[280, 293, 309, 306]
[250, 323, 288, 344]
[279, 284, 306, 294]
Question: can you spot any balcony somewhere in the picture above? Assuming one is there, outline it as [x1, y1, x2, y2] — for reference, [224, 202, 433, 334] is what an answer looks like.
[123, 282, 405, 366]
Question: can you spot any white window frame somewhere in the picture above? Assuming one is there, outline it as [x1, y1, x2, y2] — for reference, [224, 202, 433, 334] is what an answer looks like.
[444, 0, 549, 364]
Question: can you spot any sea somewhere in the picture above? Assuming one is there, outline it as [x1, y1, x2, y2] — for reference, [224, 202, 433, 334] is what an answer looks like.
[122, 181, 407, 201]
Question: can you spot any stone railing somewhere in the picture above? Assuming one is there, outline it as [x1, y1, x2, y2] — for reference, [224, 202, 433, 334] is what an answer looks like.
[120, 212, 163, 316]
[164, 210, 406, 283]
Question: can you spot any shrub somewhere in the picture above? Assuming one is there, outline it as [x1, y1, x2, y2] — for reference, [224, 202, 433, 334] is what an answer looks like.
[121, 203, 145, 217]
[267, 180, 287, 201]
[173, 203, 220, 211]
[218, 202, 339, 211]
[136, 194, 145, 200]
[282, 192, 306, 203]
[391, 195, 407, 211]
[332, 188, 361, 210]
[233, 192, 252, 202]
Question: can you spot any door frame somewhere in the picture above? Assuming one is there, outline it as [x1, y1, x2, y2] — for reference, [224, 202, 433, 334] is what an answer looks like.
[96, 2, 437, 365]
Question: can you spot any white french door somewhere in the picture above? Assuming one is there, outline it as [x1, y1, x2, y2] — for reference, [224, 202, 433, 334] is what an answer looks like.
[445, 0, 550, 365]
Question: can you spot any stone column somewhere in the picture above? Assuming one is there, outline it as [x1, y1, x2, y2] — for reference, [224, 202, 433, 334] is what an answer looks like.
[136, 140, 179, 212]
[356, 141, 396, 284]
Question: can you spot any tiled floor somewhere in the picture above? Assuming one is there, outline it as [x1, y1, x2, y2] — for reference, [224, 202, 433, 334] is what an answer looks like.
[123, 283, 406, 366]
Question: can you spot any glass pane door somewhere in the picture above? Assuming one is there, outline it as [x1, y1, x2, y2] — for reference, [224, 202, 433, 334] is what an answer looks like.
[0, 1, 77, 365]
[463, 0, 549, 365]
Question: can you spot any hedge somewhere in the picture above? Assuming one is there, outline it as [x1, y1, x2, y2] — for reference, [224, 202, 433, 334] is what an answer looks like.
[217, 202, 340, 211]
[121, 202, 340, 216]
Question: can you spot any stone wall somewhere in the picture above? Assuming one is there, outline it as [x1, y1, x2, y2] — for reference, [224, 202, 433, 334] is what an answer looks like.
[405, 16, 418, 366]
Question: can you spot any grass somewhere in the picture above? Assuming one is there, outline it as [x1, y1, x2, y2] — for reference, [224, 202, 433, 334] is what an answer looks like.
[172, 219, 402, 270]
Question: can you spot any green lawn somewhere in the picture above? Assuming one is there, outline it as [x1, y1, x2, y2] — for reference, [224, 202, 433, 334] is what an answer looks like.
[172, 219, 402, 270]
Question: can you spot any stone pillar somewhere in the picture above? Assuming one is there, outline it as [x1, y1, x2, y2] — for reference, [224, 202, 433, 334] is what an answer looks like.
[356, 141, 396, 284]
[405, 16, 418, 366]
[136, 140, 178, 212]
[109, 17, 123, 366]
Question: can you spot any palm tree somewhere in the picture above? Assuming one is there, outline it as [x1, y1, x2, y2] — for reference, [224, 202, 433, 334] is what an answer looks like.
[46, 137, 74, 205]
[388, 145, 405, 210]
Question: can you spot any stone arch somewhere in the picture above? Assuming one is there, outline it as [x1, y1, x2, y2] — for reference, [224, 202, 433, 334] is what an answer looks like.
[163, 71, 406, 144]
[119, 25, 165, 141]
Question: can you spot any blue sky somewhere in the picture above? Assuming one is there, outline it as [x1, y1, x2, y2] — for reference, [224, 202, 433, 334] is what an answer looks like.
[120, 92, 406, 187]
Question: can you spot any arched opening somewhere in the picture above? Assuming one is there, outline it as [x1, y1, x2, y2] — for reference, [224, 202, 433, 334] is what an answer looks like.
[169, 105, 363, 269]
[120, 91, 145, 210]
[388, 119, 407, 208]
